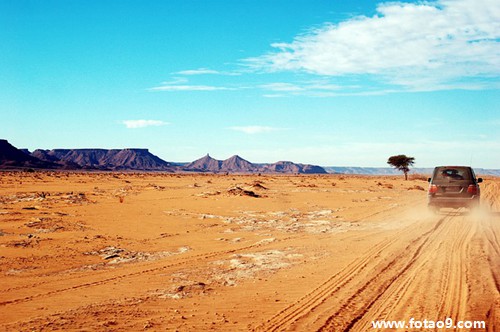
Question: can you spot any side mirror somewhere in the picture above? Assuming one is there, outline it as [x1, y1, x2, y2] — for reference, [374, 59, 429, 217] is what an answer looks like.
[477, 178, 483, 183]
[427, 178, 431, 183]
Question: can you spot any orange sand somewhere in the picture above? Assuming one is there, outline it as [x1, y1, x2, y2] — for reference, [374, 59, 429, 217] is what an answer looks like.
[1, 172, 499, 331]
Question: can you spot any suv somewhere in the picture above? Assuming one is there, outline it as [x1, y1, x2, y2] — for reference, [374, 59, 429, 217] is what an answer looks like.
[427, 166, 482, 211]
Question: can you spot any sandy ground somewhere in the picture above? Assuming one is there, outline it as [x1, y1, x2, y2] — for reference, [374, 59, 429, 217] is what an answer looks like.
[0, 172, 499, 331]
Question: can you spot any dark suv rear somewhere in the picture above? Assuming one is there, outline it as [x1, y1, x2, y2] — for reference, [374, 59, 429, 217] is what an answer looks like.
[427, 166, 482, 211]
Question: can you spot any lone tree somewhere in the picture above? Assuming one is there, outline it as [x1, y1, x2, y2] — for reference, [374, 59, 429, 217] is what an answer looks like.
[387, 155, 415, 180]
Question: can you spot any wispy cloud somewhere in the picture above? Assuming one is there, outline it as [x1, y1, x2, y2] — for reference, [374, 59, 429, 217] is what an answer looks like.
[149, 0, 498, 96]
[149, 76, 235, 91]
[176, 68, 222, 75]
[260, 82, 305, 92]
[150, 85, 231, 91]
[175, 68, 242, 76]
[260, 80, 343, 96]
[122, 120, 169, 129]
[246, 0, 500, 90]
[229, 126, 287, 134]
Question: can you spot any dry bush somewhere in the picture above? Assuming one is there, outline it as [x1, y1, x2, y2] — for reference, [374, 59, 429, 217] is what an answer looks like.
[409, 173, 429, 181]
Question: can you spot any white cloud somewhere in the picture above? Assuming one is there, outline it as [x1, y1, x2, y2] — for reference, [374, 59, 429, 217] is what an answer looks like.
[149, 77, 235, 91]
[175, 68, 242, 76]
[122, 120, 169, 129]
[260, 80, 343, 96]
[229, 126, 287, 134]
[260, 82, 305, 92]
[176, 68, 221, 75]
[150, 85, 230, 91]
[246, 0, 500, 90]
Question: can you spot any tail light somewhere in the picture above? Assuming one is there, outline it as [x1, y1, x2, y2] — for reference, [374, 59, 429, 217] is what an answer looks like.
[467, 185, 478, 195]
[428, 184, 438, 194]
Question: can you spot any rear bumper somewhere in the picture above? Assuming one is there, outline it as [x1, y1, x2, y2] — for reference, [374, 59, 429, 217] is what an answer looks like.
[427, 195, 479, 208]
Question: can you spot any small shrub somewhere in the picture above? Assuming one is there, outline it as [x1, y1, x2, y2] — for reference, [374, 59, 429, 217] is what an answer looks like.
[409, 173, 429, 181]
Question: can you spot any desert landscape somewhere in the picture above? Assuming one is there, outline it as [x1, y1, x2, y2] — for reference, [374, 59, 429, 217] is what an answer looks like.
[3, 0, 498, 330]
[0, 171, 499, 331]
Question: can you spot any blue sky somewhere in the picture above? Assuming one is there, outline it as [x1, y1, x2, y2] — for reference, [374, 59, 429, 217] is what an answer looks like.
[1, 0, 499, 167]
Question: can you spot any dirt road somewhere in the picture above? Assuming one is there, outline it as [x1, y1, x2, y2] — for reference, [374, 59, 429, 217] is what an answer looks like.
[257, 208, 500, 331]
[0, 173, 498, 331]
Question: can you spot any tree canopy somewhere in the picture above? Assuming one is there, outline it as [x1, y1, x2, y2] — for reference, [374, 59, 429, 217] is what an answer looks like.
[387, 155, 415, 180]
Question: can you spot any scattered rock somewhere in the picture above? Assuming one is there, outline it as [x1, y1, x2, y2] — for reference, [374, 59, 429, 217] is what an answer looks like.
[98, 247, 125, 259]
[226, 187, 259, 198]
[197, 191, 221, 197]
[408, 185, 425, 191]
[22, 206, 40, 210]
[153, 282, 209, 299]
[248, 181, 267, 190]
[104, 253, 121, 260]
[6, 239, 38, 248]
[143, 321, 154, 329]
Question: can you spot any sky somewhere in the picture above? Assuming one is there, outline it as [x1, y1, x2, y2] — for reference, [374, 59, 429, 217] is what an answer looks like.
[1, 0, 499, 168]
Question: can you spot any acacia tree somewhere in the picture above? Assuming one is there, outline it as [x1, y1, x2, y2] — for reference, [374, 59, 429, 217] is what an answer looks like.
[387, 155, 415, 180]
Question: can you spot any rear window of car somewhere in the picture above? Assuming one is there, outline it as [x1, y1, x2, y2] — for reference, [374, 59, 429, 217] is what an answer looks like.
[433, 167, 472, 181]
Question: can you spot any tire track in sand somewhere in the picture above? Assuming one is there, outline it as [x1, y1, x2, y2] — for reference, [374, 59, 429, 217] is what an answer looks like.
[479, 181, 500, 331]
[318, 211, 460, 332]
[0, 198, 416, 303]
[254, 213, 450, 331]
[0, 235, 299, 309]
[349, 209, 475, 331]
[436, 210, 474, 324]
[257, 196, 500, 331]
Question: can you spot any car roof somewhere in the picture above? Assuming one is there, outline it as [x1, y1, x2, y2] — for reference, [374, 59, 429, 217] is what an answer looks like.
[435, 166, 471, 168]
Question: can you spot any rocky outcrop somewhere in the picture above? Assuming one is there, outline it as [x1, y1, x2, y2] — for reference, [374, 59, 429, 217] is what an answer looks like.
[1, 139, 328, 174]
[0, 140, 59, 169]
[261, 161, 328, 174]
[184, 154, 222, 172]
[220, 155, 257, 173]
[183, 154, 327, 174]
[33, 148, 174, 171]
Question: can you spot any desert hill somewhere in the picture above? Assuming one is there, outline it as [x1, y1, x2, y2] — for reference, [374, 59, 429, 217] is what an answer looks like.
[184, 154, 223, 172]
[1, 141, 327, 174]
[262, 161, 327, 174]
[0, 140, 58, 169]
[183, 154, 327, 174]
[31, 149, 82, 170]
[221, 155, 256, 173]
[185, 154, 262, 173]
[32, 148, 175, 171]
[4, 139, 497, 175]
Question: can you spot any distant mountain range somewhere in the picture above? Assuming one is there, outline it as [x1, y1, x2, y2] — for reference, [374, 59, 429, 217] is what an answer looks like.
[0, 140, 327, 174]
[32, 148, 173, 171]
[2, 139, 498, 175]
[0, 140, 60, 169]
[184, 154, 327, 174]
[324, 166, 500, 176]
